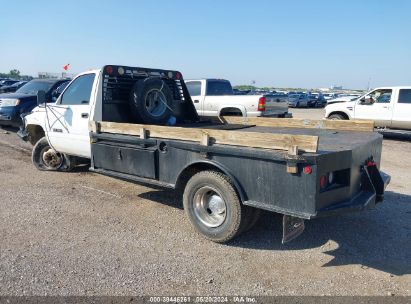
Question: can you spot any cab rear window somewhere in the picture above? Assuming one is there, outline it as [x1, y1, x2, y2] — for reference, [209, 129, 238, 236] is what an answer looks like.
[206, 80, 233, 96]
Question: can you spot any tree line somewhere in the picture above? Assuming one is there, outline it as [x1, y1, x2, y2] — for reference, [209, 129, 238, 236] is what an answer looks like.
[0, 69, 33, 80]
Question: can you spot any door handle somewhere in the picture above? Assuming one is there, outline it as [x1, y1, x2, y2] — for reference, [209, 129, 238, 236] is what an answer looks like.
[194, 100, 200, 103]
[81, 113, 89, 118]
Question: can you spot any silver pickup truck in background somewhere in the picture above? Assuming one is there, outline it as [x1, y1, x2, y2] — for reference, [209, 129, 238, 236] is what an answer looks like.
[185, 79, 291, 118]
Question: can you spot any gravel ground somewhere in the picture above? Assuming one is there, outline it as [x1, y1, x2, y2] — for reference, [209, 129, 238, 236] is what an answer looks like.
[0, 109, 410, 296]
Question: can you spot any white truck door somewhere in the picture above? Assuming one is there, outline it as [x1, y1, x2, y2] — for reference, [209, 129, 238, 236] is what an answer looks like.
[353, 89, 393, 127]
[391, 88, 411, 129]
[185, 81, 204, 115]
[46, 73, 96, 158]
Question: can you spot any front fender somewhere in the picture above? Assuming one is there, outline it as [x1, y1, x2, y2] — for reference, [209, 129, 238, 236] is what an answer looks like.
[24, 109, 46, 129]
[325, 103, 354, 119]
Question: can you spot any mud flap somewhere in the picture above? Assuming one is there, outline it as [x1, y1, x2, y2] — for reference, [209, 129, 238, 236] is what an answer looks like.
[364, 163, 385, 202]
[282, 215, 305, 244]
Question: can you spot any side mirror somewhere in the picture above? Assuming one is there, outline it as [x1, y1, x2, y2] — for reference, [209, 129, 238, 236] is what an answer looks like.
[52, 90, 60, 98]
[360, 95, 373, 105]
[37, 90, 46, 107]
[51, 89, 61, 102]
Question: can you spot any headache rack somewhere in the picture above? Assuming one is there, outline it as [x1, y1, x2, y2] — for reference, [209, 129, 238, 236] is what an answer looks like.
[101, 65, 196, 123]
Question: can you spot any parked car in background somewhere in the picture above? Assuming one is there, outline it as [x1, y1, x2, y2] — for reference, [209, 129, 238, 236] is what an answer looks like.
[0, 79, 19, 88]
[325, 86, 411, 131]
[0, 78, 70, 127]
[308, 92, 326, 107]
[0, 81, 28, 93]
[186, 79, 290, 117]
[288, 93, 309, 107]
[323, 93, 339, 100]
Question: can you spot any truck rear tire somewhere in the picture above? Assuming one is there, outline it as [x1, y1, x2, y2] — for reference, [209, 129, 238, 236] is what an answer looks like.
[32, 137, 73, 171]
[183, 170, 247, 243]
[129, 77, 174, 125]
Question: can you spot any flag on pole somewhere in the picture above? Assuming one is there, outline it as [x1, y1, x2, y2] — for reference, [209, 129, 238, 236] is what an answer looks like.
[63, 64, 70, 71]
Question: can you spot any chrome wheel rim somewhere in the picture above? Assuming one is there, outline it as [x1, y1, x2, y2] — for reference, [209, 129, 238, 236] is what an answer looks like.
[193, 186, 227, 228]
[145, 89, 167, 117]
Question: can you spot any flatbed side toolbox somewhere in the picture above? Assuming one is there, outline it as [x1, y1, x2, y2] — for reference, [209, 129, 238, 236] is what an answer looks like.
[92, 142, 157, 179]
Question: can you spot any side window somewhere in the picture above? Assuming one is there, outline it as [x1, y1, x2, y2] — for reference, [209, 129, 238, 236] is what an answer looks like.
[369, 89, 392, 104]
[60, 74, 95, 105]
[398, 89, 411, 104]
[186, 81, 201, 96]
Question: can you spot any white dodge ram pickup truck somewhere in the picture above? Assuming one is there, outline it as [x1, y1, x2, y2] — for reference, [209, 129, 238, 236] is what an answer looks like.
[185, 79, 290, 118]
[325, 86, 411, 131]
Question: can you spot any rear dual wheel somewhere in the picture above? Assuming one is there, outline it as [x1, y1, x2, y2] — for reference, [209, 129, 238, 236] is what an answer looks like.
[183, 170, 260, 243]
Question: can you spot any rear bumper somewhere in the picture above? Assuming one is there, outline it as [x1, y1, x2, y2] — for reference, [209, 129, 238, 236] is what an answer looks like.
[261, 112, 292, 118]
[314, 168, 390, 218]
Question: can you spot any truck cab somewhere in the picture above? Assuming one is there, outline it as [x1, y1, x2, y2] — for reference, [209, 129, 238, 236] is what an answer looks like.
[26, 71, 98, 158]
[325, 86, 411, 130]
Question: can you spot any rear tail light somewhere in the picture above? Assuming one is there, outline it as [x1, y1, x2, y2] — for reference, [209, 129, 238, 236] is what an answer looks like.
[320, 175, 328, 189]
[320, 172, 334, 190]
[303, 165, 312, 174]
[258, 97, 266, 111]
[319, 169, 350, 192]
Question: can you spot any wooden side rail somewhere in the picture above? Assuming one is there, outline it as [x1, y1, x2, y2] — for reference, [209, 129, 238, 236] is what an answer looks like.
[218, 116, 375, 132]
[94, 121, 319, 153]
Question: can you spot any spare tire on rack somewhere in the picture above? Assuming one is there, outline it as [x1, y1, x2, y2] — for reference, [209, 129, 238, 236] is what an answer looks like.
[129, 77, 174, 125]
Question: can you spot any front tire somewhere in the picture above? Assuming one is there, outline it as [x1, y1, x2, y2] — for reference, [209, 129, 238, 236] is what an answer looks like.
[328, 113, 347, 120]
[183, 170, 247, 243]
[32, 137, 73, 171]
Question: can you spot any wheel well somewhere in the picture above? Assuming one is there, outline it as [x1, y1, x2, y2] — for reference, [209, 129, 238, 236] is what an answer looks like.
[175, 162, 246, 202]
[328, 111, 349, 120]
[219, 107, 243, 116]
[26, 124, 45, 145]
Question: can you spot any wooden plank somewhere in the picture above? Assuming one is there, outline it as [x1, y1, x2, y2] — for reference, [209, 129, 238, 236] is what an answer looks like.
[98, 121, 319, 153]
[219, 116, 374, 132]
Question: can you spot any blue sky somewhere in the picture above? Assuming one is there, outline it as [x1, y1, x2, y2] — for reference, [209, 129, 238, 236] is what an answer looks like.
[1, 0, 410, 89]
